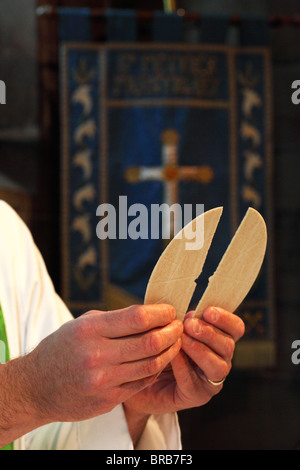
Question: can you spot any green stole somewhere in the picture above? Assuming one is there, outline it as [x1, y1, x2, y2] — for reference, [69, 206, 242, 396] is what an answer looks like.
[0, 305, 14, 450]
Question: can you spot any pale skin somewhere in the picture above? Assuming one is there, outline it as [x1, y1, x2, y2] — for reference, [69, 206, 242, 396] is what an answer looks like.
[0, 303, 244, 449]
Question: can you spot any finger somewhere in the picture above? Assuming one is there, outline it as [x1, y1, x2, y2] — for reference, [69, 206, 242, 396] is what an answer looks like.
[108, 319, 183, 363]
[183, 318, 235, 361]
[117, 337, 182, 384]
[202, 307, 245, 342]
[118, 373, 160, 395]
[184, 310, 194, 321]
[181, 332, 231, 383]
[83, 304, 177, 338]
[171, 351, 221, 403]
[102, 373, 162, 411]
[171, 349, 199, 389]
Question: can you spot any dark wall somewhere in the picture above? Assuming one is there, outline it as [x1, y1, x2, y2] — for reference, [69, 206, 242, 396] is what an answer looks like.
[0, 0, 299, 450]
[177, 0, 300, 451]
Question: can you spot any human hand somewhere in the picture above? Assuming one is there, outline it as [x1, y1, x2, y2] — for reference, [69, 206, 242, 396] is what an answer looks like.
[22, 304, 182, 425]
[123, 306, 245, 420]
[173, 306, 245, 407]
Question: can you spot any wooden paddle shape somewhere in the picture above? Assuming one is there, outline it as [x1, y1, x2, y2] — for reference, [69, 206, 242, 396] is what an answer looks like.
[145, 206, 267, 322]
[194, 207, 267, 318]
[145, 207, 223, 321]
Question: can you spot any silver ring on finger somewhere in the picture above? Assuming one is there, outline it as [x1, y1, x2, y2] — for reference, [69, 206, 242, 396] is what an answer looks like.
[206, 376, 226, 386]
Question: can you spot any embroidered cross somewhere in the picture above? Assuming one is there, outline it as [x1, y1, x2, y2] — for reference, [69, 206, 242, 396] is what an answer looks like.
[125, 129, 214, 238]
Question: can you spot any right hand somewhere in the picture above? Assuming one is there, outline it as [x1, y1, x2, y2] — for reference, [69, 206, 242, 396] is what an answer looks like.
[24, 304, 183, 425]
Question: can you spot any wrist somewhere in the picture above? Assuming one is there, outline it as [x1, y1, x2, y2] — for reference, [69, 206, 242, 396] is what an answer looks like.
[0, 354, 49, 447]
[123, 403, 151, 447]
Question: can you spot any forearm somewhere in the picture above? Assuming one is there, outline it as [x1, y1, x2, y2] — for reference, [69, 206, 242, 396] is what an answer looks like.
[123, 404, 150, 448]
[0, 355, 45, 448]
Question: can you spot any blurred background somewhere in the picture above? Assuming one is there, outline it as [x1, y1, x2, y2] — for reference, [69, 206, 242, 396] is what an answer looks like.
[0, 0, 299, 450]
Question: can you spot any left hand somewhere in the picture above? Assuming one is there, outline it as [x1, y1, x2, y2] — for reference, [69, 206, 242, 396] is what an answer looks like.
[123, 306, 245, 419]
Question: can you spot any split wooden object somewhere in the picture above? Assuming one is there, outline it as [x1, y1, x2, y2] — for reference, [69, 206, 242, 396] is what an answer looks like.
[144, 207, 267, 321]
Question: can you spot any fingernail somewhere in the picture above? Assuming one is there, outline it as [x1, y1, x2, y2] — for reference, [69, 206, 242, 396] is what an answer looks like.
[183, 311, 194, 323]
[175, 319, 184, 333]
[203, 307, 220, 323]
[191, 319, 202, 335]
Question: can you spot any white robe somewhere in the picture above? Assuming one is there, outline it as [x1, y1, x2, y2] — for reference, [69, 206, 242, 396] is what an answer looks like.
[0, 200, 181, 450]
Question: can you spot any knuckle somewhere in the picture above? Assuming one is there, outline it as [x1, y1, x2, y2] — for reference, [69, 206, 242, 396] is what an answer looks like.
[81, 347, 103, 371]
[220, 361, 231, 379]
[82, 369, 108, 394]
[237, 318, 246, 339]
[72, 316, 93, 342]
[203, 324, 214, 342]
[146, 331, 163, 355]
[225, 337, 235, 359]
[145, 355, 163, 376]
[130, 305, 151, 331]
